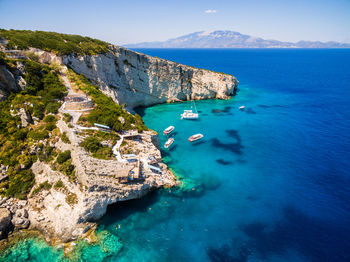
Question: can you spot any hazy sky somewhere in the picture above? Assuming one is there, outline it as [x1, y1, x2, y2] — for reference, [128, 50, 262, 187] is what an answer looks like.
[1, 0, 349, 45]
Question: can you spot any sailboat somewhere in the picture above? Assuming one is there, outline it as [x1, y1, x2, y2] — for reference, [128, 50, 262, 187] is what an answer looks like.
[181, 97, 199, 120]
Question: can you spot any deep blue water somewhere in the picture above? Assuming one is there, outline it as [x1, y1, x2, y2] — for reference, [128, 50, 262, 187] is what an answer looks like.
[2, 49, 350, 262]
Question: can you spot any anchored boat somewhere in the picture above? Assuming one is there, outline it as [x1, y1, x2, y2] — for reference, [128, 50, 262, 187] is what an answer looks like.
[188, 134, 204, 142]
[239, 106, 245, 110]
[181, 98, 199, 120]
[181, 110, 199, 120]
[163, 125, 175, 135]
[164, 138, 174, 149]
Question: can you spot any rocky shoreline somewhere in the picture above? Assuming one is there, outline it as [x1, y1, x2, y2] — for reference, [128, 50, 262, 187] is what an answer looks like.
[0, 42, 238, 252]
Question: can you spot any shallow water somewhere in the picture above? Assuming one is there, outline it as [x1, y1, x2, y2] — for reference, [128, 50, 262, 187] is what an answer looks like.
[2, 49, 350, 261]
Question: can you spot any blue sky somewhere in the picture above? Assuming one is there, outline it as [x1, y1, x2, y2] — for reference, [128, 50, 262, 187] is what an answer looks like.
[0, 0, 349, 45]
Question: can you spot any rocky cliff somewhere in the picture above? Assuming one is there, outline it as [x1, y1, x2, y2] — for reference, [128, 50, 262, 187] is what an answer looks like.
[0, 62, 26, 101]
[63, 45, 238, 109]
[27, 119, 176, 242]
[0, 38, 238, 246]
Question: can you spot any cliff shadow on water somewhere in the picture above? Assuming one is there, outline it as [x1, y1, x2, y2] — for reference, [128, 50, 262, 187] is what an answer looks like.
[100, 190, 162, 228]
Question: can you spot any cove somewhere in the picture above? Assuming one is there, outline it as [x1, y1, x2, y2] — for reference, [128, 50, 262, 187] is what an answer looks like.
[2, 49, 350, 262]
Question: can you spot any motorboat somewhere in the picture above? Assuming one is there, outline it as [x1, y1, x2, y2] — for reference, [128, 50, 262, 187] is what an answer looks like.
[239, 106, 245, 110]
[188, 134, 204, 142]
[163, 125, 175, 135]
[164, 138, 174, 149]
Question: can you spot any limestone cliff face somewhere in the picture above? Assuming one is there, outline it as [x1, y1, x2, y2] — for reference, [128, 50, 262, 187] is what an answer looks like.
[0, 62, 26, 101]
[28, 120, 177, 242]
[0, 46, 238, 243]
[63, 45, 238, 109]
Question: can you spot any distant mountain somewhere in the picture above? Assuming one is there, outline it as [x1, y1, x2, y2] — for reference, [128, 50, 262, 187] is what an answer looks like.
[126, 30, 350, 48]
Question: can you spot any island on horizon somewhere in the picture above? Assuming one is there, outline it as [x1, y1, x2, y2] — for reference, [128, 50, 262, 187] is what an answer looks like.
[126, 30, 350, 49]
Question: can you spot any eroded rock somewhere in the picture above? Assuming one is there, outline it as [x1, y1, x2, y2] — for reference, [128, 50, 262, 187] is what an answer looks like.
[0, 208, 12, 239]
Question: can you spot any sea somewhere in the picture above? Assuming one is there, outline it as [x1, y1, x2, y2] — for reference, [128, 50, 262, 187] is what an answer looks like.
[1, 49, 350, 262]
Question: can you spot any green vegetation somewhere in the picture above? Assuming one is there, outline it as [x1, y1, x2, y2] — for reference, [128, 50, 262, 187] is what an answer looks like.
[45, 122, 57, 131]
[31, 181, 52, 196]
[38, 143, 57, 163]
[0, 59, 67, 199]
[54, 180, 64, 190]
[0, 51, 5, 65]
[62, 113, 72, 123]
[59, 161, 75, 180]
[28, 130, 49, 140]
[43, 115, 56, 123]
[65, 192, 78, 206]
[80, 136, 113, 160]
[67, 70, 147, 132]
[56, 150, 71, 164]
[23, 60, 66, 114]
[96, 130, 120, 144]
[55, 150, 75, 181]
[5, 169, 35, 199]
[80, 136, 101, 153]
[0, 29, 110, 56]
[93, 146, 113, 160]
[61, 132, 71, 144]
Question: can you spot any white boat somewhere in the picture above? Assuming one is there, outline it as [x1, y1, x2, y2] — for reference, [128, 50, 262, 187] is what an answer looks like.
[163, 125, 175, 135]
[181, 98, 199, 119]
[188, 134, 204, 142]
[181, 110, 198, 119]
[239, 106, 245, 110]
[164, 138, 174, 149]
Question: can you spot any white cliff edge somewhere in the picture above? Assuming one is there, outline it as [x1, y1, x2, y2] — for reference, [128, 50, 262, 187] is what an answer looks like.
[0, 46, 238, 245]
[62, 45, 238, 109]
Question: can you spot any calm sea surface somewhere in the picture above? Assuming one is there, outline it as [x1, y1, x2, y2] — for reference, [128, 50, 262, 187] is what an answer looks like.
[2, 49, 350, 262]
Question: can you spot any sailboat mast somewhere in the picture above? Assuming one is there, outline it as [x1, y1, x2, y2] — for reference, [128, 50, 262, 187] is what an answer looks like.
[193, 100, 198, 113]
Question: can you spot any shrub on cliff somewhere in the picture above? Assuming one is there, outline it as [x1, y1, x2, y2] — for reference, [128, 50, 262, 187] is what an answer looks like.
[45, 102, 61, 114]
[54, 180, 64, 190]
[17, 61, 66, 119]
[0, 60, 66, 199]
[93, 147, 113, 160]
[0, 29, 109, 56]
[65, 192, 78, 206]
[38, 144, 56, 163]
[80, 136, 101, 153]
[31, 181, 52, 196]
[67, 70, 147, 132]
[56, 150, 71, 164]
[61, 132, 70, 144]
[59, 160, 75, 180]
[63, 113, 72, 123]
[45, 122, 56, 131]
[80, 136, 113, 159]
[43, 115, 56, 123]
[0, 51, 5, 65]
[28, 130, 49, 141]
[56, 150, 75, 180]
[5, 169, 35, 199]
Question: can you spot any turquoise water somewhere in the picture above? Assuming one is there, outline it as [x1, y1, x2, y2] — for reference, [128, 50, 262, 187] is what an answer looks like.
[2, 49, 350, 261]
